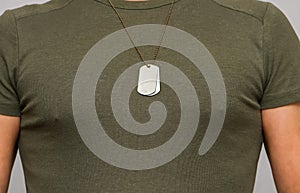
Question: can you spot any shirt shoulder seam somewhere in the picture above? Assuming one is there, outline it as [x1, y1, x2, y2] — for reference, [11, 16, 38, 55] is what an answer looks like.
[12, 0, 74, 21]
[210, 0, 267, 24]
[261, 2, 271, 93]
[10, 11, 21, 104]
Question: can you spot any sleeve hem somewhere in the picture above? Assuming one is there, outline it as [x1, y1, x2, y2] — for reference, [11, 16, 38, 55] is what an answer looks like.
[260, 87, 300, 109]
[0, 103, 21, 116]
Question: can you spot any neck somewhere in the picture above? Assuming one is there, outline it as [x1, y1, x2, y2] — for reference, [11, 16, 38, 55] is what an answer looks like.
[126, 0, 149, 1]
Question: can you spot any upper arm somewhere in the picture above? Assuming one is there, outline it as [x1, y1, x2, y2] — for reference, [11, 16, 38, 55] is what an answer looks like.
[0, 114, 20, 145]
[0, 114, 20, 193]
[259, 5, 300, 192]
[261, 101, 300, 193]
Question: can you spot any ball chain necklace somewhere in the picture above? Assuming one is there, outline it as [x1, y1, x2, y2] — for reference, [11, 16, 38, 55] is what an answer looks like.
[107, 0, 176, 96]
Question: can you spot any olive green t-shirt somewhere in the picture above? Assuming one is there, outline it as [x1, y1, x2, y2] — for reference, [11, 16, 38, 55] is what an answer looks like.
[1, 0, 300, 192]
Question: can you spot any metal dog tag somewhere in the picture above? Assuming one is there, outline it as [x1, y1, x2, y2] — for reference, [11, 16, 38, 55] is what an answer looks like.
[137, 64, 160, 96]
[148, 68, 160, 96]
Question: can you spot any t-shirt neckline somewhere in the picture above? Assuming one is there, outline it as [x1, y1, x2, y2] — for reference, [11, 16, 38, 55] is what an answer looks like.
[94, 0, 181, 10]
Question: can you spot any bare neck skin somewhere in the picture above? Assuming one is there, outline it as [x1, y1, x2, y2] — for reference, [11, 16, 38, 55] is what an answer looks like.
[126, 0, 149, 1]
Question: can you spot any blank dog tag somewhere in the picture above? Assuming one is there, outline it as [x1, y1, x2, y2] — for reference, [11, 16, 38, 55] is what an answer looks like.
[137, 64, 160, 96]
[148, 69, 160, 96]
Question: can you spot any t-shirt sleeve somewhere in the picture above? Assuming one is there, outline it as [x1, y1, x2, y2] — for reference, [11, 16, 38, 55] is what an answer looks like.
[260, 2, 300, 109]
[0, 10, 21, 116]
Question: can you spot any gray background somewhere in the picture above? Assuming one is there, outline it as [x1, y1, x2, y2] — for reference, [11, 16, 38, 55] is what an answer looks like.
[0, 0, 299, 192]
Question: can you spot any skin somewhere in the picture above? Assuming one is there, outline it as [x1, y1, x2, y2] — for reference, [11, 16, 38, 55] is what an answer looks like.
[0, 115, 20, 193]
[126, 0, 149, 1]
[0, 102, 299, 192]
[262, 101, 300, 193]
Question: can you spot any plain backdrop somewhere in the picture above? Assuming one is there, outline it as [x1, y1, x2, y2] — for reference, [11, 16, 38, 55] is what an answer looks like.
[0, 0, 299, 192]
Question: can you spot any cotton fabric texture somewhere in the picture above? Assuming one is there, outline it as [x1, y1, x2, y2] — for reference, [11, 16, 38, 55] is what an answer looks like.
[0, 0, 300, 192]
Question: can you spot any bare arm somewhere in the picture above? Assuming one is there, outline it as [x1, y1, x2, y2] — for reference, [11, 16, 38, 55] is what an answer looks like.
[0, 114, 20, 193]
[262, 101, 300, 193]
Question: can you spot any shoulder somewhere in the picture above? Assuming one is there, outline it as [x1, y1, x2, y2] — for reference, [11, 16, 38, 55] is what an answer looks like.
[6, 0, 74, 21]
[210, 0, 270, 22]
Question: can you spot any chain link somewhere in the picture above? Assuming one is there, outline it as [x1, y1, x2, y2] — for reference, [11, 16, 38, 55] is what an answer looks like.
[107, 0, 175, 68]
